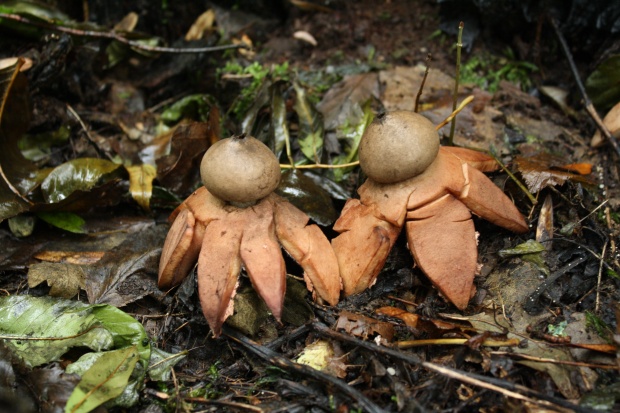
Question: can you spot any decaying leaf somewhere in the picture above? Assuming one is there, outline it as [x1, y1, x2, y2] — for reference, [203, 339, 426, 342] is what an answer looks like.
[335, 311, 394, 341]
[375, 306, 419, 328]
[514, 153, 595, 194]
[316, 72, 379, 130]
[27, 261, 86, 299]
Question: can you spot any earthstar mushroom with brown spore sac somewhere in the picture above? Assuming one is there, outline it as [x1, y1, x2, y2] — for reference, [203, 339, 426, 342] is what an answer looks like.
[332, 111, 529, 309]
[158, 133, 341, 336]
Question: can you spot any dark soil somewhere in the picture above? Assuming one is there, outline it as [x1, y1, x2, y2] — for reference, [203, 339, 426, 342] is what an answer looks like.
[0, 1, 619, 412]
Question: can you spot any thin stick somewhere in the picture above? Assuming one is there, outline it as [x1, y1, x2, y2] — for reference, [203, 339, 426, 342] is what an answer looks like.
[548, 17, 620, 157]
[395, 337, 520, 349]
[489, 152, 538, 205]
[448, 21, 464, 146]
[224, 326, 386, 413]
[414, 53, 432, 113]
[279, 160, 359, 169]
[66, 104, 113, 160]
[312, 322, 595, 413]
[435, 95, 474, 130]
[595, 241, 608, 313]
[0, 12, 249, 54]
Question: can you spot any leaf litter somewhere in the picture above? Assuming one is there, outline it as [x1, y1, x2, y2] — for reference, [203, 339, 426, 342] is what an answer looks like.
[0, 1, 618, 412]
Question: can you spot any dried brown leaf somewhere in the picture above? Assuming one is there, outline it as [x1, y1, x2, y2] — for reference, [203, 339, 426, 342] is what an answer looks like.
[515, 153, 596, 194]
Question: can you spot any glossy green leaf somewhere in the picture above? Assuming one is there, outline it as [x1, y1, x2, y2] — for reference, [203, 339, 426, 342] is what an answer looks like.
[0, 296, 114, 367]
[161, 94, 215, 123]
[41, 158, 123, 204]
[37, 211, 86, 233]
[276, 169, 336, 226]
[586, 54, 620, 112]
[65, 346, 140, 413]
[293, 81, 324, 162]
[0, 296, 150, 368]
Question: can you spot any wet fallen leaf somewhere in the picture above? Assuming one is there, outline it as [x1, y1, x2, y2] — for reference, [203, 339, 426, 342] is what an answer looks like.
[27, 261, 86, 299]
[276, 169, 337, 226]
[34, 250, 105, 265]
[37, 211, 86, 233]
[335, 311, 394, 341]
[316, 72, 379, 130]
[65, 346, 140, 413]
[514, 153, 595, 194]
[156, 118, 219, 194]
[126, 164, 157, 211]
[586, 54, 620, 112]
[40, 158, 124, 204]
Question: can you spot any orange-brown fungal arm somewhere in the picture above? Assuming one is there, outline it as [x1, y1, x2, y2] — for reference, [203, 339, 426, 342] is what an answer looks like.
[197, 215, 243, 337]
[239, 200, 287, 321]
[158, 209, 205, 289]
[332, 199, 401, 296]
[457, 164, 529, 233]
[273, 195, 341, 306]
[406, 194, 478, 310]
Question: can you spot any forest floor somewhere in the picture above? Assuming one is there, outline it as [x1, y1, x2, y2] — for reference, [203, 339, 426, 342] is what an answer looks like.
[0, 1, 619, 412]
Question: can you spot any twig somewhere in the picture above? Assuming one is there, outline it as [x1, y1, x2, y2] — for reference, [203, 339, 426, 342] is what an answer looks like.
[0, 12, 249, 54]
[395, 337, 520, 349]
[223, 326, 387, 413]
[279, 160, 359, 169]
[66, 104, 113, 160]
[488, 151, 537, 205]
[185, 398, 265, 412]
[491, 351, 619, 370]
[548, 17, 620, 157]
[312, 321, 595, 413]
[434, 95, 474, 130]
[448, 21, 464, 146]
[414, 53, 432, 113]
[595, 241, 608, 313]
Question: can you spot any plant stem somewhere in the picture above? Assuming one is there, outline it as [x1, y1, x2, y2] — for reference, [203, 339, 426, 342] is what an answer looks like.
[448, 21, 464, 146]
[414, 53, 432, 113]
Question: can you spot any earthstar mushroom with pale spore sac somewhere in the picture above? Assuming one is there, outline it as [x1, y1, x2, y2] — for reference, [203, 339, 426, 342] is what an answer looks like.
[158, 133, 341, 336]
[332, 111, 529, 309]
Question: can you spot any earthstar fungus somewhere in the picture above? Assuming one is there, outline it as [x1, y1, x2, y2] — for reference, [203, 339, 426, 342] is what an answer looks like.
[158, 134, 341, 336]
[332, 111, 529, 309]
